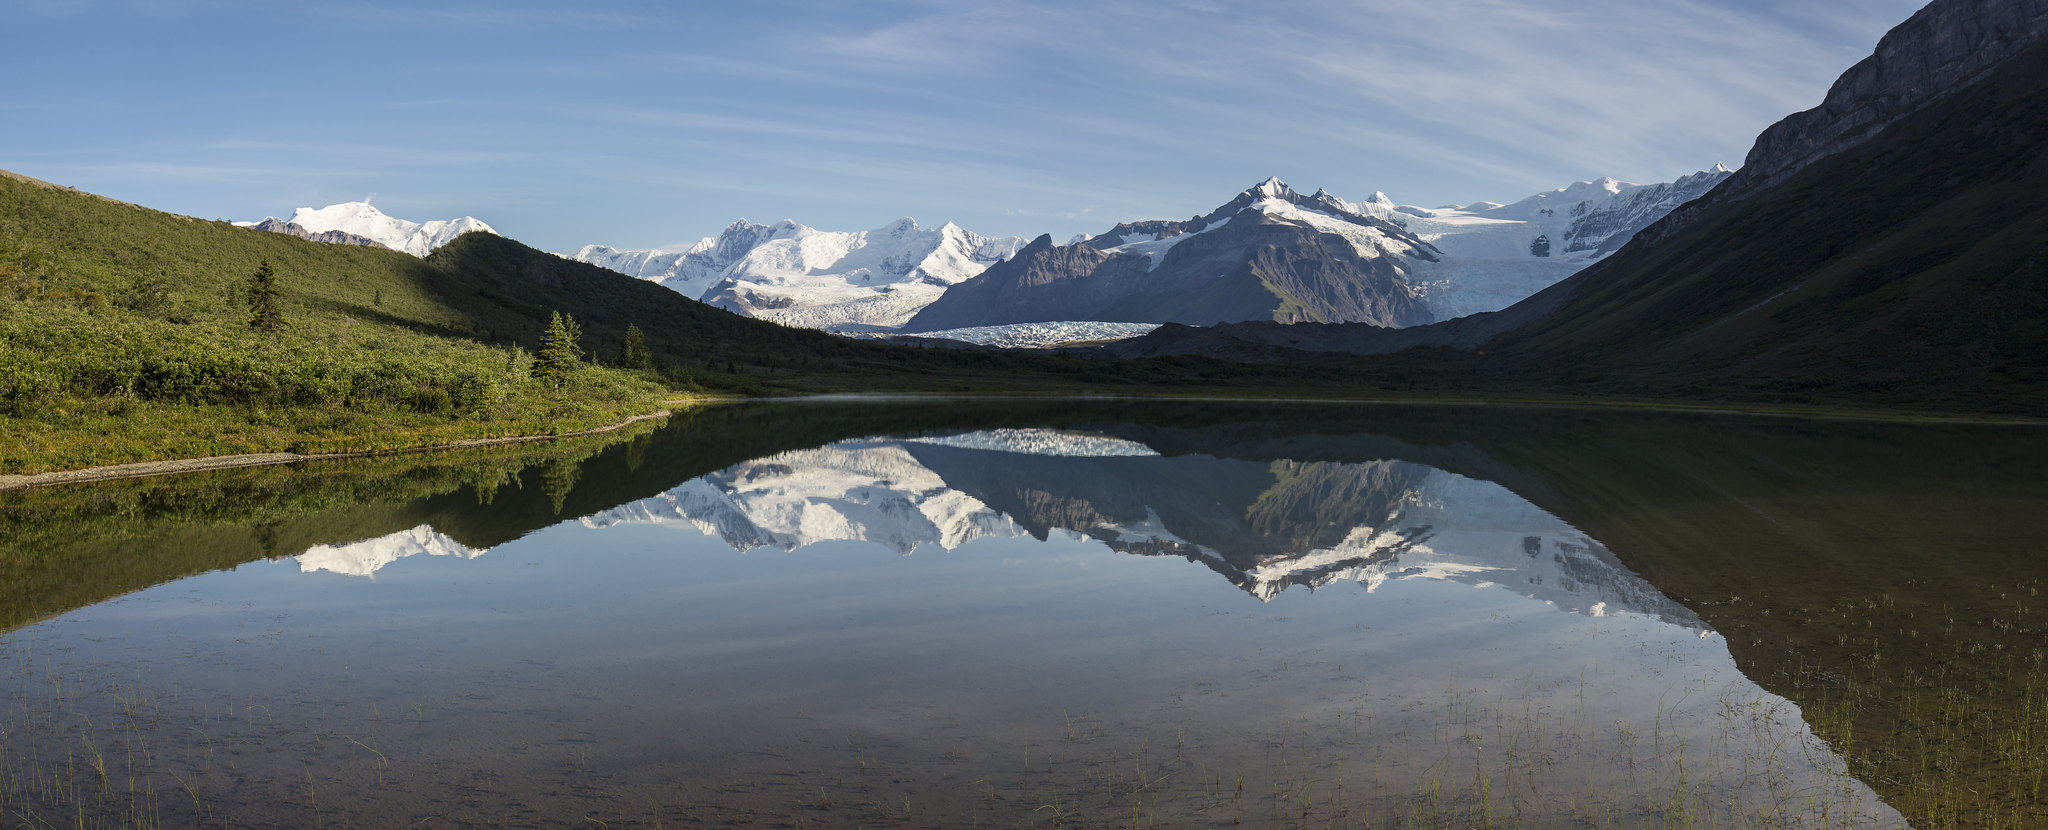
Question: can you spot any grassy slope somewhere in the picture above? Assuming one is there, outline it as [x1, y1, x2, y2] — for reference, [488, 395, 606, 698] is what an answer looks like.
[0, 170, 697, 472]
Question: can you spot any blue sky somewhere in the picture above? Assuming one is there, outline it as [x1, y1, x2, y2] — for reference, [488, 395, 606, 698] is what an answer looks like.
[2, 0, 1926, 253]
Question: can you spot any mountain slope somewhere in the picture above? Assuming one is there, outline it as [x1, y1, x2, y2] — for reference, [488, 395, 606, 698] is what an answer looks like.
[1730, 0, 2048, 193]
[1469, 3, 2048, 410]
[245, 218, 382, 248]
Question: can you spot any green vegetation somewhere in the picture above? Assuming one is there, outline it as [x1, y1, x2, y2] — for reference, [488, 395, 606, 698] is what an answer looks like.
[530, 310, 583, 389]
[0, 171, 699, 474]
[245, 259, 281, 333]
[617, 322, 650, 370]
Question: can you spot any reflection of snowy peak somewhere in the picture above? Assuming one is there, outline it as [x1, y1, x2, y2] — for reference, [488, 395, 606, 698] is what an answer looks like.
[1227, 464, 1702, 627]
[295, 524, 486, 577]
[243, 202, 497, 257]
[573, 218, 1028, 330]
[838, 321, 1163, 349]
[580, 442, 1026, 555]
[904, 428, 1160, 457]
[575, 431, 1702, 627]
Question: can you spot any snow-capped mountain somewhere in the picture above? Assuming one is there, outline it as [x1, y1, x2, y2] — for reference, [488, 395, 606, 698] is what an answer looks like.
[903, 178, 1442, 331]
[241, 202, 497, 257]
[903, 169, 1729, 332]
[573, 218, 1029, 330]
[1208, 169, 1734, 321]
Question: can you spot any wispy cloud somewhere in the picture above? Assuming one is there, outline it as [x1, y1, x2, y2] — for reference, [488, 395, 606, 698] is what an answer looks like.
[2, 0, 1932, 251]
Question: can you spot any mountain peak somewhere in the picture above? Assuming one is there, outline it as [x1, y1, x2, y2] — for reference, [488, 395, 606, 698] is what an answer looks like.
[1251, 177, 1293, 199]
[877, 216, 921, 236]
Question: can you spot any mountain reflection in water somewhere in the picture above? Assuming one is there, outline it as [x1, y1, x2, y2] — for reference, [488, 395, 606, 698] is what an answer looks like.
[8, 406, 1945, 828]
[560, 429, 1702, 627]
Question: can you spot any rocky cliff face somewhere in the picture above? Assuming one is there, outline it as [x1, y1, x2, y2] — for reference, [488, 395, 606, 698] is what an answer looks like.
[247, 218, 384, 248]
[1733, 0, 2048, 192]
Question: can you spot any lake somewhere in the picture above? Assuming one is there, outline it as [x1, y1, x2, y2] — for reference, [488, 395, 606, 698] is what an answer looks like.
[3, 399, 2044, 828]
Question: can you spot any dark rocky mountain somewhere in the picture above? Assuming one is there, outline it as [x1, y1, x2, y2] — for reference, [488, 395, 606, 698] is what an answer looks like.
[1106, 0, 2048, 413]
[1729, 0, 2048, 194]
[247, 217, 383, 248]
[900, 178, 1442, 332]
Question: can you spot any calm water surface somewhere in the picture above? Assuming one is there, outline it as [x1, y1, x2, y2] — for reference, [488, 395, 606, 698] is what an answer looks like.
[4, 401, 2044, 828]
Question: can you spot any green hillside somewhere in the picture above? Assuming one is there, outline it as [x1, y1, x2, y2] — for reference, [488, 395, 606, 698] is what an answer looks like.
[0, 169, 714, 473]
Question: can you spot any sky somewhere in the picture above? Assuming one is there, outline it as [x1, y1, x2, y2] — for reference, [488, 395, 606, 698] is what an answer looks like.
[1, 0, 1928, 254]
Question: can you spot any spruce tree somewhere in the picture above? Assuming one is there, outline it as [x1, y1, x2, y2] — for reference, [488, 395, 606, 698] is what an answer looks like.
[247, 260, 283, 332]
[532, 311, 582, 388]
[618, 323, 650, 370]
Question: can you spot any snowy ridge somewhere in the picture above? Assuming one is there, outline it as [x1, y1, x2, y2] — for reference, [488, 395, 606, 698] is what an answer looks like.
[295, 524, 486, 577]
[1090, 177, 1440, 270]
[574, 218, 1028, 330]
[249, 202, 497, 257]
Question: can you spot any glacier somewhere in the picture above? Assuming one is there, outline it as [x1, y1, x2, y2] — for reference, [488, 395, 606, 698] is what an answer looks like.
[574, 217, 1028, 330]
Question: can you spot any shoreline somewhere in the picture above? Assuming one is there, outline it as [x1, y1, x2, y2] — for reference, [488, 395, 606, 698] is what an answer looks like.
[5, 390, 2040, 492]
[0, 409, 676, 492]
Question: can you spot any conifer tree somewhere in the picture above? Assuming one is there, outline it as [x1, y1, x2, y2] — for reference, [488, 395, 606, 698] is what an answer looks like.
[618, 323, 650, 370]
[532, 311, 582, 388]
[247, 260, 283, 332]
